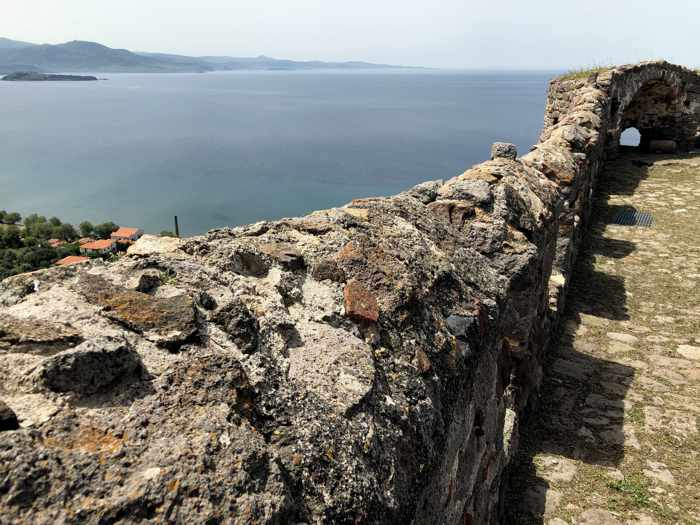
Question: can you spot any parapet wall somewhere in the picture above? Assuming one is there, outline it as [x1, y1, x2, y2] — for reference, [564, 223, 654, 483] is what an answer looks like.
[0, 61, 698, 524]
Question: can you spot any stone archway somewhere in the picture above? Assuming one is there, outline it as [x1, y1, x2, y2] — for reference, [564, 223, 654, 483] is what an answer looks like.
[606, 66, 700, 156]
[620, 79, 697, 152]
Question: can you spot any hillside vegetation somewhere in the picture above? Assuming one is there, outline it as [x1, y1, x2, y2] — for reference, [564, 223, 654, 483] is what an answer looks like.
[0, 211, 118, 279]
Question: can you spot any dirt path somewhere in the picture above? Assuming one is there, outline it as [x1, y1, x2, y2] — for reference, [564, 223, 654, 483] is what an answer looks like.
[505, 152, 700, 524]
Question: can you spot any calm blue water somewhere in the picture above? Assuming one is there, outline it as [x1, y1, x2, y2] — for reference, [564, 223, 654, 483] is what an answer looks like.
[0, 70, 553, 235]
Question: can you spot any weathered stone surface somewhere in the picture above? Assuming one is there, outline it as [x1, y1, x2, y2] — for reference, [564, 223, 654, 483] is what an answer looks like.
[643, 460, 675, 485]
[229, 246, 271, 277]
[0, 401, 19, 431]
[287, 324, 375, 414]
[311, 257, 346, 282]
[491, 142, 518, 160]
[259, 242, 305, 270]
[578, 508, 623, 525]
[677, 344, 700, 360]
[0, 272, 40, 307]
[211, 298, 259, 353]
[437, 178, 492, 205]
[536, 455, 578, 483]
[35, 336, 142, 395]
[129, 268, 162, 293]
[0, 315, 83, 354]
[427, 199, 475, 227]
[127, 234, 183, 256]
[607, 332, 638, 344]
[415, 349, 432, 374]
[343, 279, 379, 322]
[403, 179, 443, 204]
[75, 273, 196, 347]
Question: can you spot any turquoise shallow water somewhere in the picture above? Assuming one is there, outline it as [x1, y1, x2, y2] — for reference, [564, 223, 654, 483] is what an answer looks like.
[0, 70, 553, 235]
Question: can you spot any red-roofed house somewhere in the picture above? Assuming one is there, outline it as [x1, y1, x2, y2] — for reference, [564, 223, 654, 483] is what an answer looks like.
[80, 239, 115, 255]
[48, 238, 66, 248]
[111, 227, 144, 243]
[55, 255, 90, 267]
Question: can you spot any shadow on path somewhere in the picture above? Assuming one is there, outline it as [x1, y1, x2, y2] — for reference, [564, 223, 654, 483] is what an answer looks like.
[501, 154, 656, 523]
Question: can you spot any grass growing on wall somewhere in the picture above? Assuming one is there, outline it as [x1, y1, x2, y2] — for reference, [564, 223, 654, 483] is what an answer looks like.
[557, 66, 613, 81]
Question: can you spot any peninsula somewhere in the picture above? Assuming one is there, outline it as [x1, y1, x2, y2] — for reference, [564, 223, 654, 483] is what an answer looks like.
[2, 71, 98, 81]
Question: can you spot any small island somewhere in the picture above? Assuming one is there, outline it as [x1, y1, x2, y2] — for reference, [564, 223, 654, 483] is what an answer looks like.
[2, 71, 98, 81]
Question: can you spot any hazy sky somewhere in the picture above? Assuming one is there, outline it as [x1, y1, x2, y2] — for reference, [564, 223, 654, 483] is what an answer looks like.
[2, 0, 698, 69]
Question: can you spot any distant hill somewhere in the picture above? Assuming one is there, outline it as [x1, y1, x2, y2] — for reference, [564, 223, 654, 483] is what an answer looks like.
[0, 41, 211, 73]
[0, 64, 42, 74]
[0, 38, 407, 73]
[0, 37, 36, 50]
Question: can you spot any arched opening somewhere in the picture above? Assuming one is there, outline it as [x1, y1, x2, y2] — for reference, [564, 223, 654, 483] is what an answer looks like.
[618, 79, 697, 153]
[620, 127, 641, 148]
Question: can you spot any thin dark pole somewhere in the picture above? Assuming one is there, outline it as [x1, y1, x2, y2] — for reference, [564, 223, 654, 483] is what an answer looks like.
[174, 216, 180, 238]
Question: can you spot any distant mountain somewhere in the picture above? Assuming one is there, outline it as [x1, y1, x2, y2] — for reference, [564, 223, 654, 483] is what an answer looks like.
[0, 38, 407, 73]
[0, 63, 42, 74]
[0, 41, 211, 73]
[195, 55, 398, 71]
[0, 37, 36, 50]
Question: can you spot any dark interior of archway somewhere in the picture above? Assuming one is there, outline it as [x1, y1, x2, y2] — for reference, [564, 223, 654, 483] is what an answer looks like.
[619, 80, 697, 152]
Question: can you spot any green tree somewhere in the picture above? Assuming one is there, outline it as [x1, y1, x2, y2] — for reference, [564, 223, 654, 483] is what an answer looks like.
[5, 212, 21, 225]
[23, 214, 46, 238]
[93, 222, 119, 239]
[56, 243, 80, 258]
[17, 245, 56, 269]
[48, 216, 62, 227]
[58, 223, 78, 241]
[0, 225, 22, 249]
[79, 221, 94, 237]
[0, 211, 6, 223]
[0, 250, 18, 280]
[23, 213, 45, 227]
[33, 222, 54, 240]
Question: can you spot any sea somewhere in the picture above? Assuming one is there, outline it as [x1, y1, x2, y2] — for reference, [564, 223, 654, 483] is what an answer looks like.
[0, 70, 556, 236]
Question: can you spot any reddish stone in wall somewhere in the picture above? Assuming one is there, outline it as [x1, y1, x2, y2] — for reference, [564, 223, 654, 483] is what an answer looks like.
[343, 279, 379, 322]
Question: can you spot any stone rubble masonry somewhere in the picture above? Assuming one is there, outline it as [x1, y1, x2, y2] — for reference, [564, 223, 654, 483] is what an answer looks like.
[0, 61, 698, 524]
[491, 142, 518, 160]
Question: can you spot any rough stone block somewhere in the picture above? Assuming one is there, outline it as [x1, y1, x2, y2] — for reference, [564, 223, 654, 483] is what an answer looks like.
[343, 279, 379, 322]
[0, 400, 19, 431]
[127, 234, 182, 256]
[0, 315, 83, 355]
[75, 273, 197, 347]
[491, 142, 518, 160]
[212, 299, 260, 353]
[131, 269, 162, 293]
[36, 336, 142, 395]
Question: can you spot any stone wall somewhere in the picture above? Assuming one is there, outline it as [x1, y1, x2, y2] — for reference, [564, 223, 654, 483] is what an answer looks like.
[0, 61, 698, 524]
[535, 62, 700, 315]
